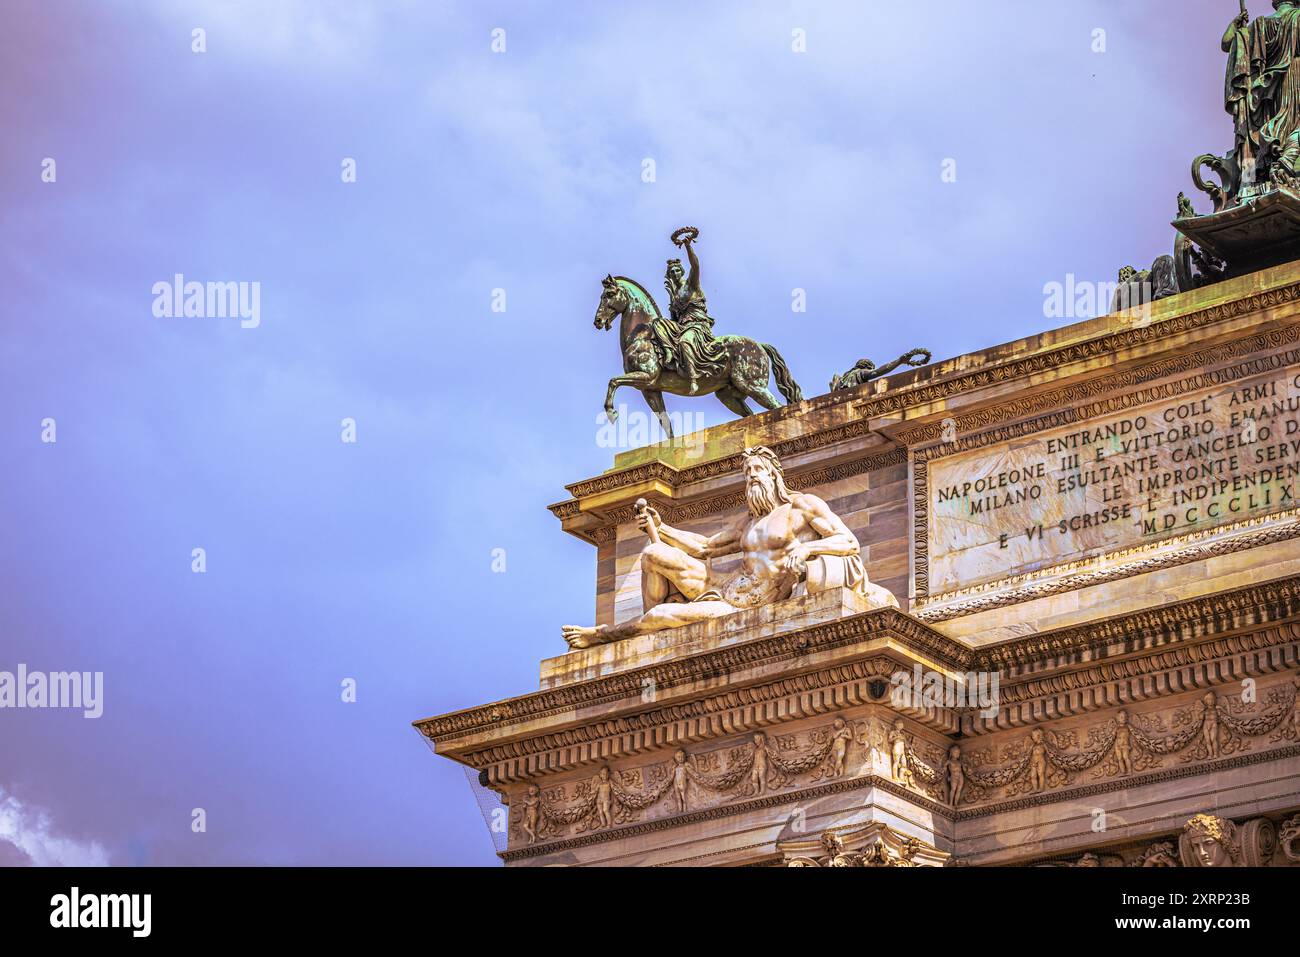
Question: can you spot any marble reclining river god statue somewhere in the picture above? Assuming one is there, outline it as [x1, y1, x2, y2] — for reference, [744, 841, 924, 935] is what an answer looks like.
[561, 446, 898, 649]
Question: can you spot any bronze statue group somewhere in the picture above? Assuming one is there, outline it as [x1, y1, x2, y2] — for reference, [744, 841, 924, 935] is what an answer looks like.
[591, 226, 929, 439]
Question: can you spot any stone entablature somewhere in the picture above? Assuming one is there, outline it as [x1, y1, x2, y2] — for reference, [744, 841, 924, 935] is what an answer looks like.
[417, 577, 1300, 753]
[419, 599, 966, 773]
[416, 575, 1300, 865]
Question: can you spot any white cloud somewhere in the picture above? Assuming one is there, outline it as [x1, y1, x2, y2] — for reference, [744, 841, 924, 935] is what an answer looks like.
[0, 788, 110, 867]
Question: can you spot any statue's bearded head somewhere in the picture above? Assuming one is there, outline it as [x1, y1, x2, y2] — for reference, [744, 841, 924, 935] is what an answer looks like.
[743, 446, 791, 516]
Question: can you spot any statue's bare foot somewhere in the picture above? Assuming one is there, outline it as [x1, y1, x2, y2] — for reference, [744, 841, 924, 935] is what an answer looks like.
[562, 624, 605, 649]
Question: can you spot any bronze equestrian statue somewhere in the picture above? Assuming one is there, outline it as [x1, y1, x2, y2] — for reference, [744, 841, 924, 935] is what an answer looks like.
[592, 227, 803, 439]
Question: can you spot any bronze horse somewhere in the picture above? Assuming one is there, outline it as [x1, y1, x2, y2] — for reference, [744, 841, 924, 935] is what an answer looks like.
[593, 275, 802, 439]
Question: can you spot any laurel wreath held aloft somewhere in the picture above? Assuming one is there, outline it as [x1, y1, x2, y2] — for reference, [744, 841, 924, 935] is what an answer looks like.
[670, 226, 699, 247]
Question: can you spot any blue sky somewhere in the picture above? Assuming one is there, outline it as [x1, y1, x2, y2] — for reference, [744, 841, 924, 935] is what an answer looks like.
[0, 0, 1243, 864]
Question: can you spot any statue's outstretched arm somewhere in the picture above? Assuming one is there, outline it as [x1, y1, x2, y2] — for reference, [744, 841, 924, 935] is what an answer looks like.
[868, 356, 906, 380]
[796, 494, 861, 559]
[657, 523, 711, 558]
[686, 241, 701, 293]
[661, 517, 741, 559]
[700, 521, 743, 559]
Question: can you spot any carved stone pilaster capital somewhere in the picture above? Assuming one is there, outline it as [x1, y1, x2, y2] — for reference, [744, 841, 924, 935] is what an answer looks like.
[1179, 813, 1277, 867]
[778, 822, 949, 868]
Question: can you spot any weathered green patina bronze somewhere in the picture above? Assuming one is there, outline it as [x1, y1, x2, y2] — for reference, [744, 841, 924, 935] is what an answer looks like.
[593, 228, 803, 439]
[1115, 4, 1300, 303]
[829, 348, 931, 392]
[1202, 0, 1300, 206]
[1169, 1, 1300, 285]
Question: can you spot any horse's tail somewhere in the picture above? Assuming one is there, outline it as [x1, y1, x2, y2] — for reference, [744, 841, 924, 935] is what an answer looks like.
[761, 342, 803, 404]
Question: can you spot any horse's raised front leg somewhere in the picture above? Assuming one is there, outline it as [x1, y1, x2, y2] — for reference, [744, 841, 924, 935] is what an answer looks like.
[642, 389, 674, 440]
[604, 371, 659, 422]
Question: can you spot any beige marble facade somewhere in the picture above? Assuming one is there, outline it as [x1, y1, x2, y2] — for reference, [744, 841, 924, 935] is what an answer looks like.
[417, 264, 1300, 866]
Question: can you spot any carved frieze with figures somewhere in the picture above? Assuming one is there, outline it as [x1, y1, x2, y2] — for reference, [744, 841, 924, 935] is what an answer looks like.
[508, 717, 882, 847]
[505, 672, 1300, 852]
[952, 676, 1300, 808]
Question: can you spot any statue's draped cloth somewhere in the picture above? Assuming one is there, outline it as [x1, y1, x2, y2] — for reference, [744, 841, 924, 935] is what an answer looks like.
[691, 552, 896, 609]
[650, 285, 728, 382]
[809, 553, 898, 609]
[1226, 7, 1300, 171]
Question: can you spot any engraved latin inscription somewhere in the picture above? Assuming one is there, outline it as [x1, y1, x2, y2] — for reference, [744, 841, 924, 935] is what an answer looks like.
[926, 368, 1300, 595]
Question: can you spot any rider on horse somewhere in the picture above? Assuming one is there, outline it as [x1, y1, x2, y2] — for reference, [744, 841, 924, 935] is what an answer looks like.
[591, 229, 805, 439]
[663, 230, 727, 394]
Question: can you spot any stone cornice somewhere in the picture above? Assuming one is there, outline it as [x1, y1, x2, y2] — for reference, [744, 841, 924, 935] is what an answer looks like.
[461, 656, 957, 783]
[849, 280, 1300, 424]
[461, 618, 1299, 789]
[549, 447, 905, 544]
[899, 324, 1300, 453]
[990, 623, 1300, 709]
[916, 512, 1300, 622]
[973, 624, 1300, 733]
[418, 575, 1300, 770]
[415, 608, 963, 747]
[554, 446, 907, 540]
[969, 574, 1300, 673]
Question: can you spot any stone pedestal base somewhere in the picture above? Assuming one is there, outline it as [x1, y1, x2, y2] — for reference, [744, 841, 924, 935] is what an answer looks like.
[1175, 187, 1300, 277]
[540, 587, 871, 690]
